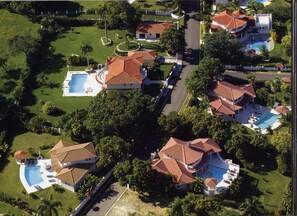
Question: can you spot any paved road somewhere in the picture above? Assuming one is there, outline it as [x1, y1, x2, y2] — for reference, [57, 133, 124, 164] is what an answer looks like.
[224, 70, 291, 81]
[162, 0, 200, 115]
[86, 182, 126, 216]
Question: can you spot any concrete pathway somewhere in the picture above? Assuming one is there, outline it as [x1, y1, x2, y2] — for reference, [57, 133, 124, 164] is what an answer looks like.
[224, 70, 291, 81]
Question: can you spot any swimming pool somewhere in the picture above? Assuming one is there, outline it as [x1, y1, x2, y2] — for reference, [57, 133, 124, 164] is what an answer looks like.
[200, 166, 228, 182]
[254, 113, 280, 130]
[69, 74, 87, 93]
[254, 0, 267, 3]
[25, 166, 43, 186]
[247, 41, 270, 52]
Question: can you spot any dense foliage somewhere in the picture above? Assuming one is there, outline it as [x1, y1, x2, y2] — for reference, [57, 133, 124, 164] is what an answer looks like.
[87, 90, 156, 142]
[77, 174, 102, 200]
[159, 26, 187, 55]
[186, 57, 224, 96]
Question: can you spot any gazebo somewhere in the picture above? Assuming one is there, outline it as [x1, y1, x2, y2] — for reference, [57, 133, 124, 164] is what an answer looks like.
[14, 150, 27, 164]
[204, 178, 219, 196]
[275, 106, 290, 115]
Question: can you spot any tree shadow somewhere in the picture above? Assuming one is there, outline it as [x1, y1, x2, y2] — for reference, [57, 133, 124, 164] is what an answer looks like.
[1, 68, 21, 80]
[138, 192, 173, 209]
[238, 170, 263, 201]
[39, 45, 66, 75]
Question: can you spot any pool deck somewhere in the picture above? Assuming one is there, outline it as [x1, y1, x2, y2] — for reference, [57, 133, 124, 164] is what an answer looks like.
[63, 71, 102, 97]
[20, 159, 56, 194]
[235, 103, 281, 134]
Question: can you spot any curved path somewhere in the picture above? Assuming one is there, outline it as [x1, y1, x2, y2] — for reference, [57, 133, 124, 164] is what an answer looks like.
[162, 0, 200, 115]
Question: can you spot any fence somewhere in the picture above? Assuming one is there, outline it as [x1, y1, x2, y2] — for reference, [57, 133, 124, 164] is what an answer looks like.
[225, 65, 291, 72]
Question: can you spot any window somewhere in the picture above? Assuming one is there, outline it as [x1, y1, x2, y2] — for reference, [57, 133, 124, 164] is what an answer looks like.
[139, 34, 145, 39]
[156, 33, 160, 38]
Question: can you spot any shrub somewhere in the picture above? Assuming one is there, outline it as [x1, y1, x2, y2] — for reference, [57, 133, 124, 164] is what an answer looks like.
[52, 184, 65, 193]
[277, 154, 288, 175]
[27, 116, 46, 133]
[42, 101, 64, 116]
[67, 55, 96, 66]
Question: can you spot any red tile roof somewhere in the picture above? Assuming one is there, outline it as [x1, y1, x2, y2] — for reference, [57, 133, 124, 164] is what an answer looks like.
[210, 81, 256, 101]
[281, 77, 291, 84]
[127, 50, 156, 61]
[205, 178, 218, 188]
[136, 22, 173, 34]
[105, 56, 143, 85]
[152, 137, 221, 185]
[275, 106, 290, 114]
[211, 10, 247, 31]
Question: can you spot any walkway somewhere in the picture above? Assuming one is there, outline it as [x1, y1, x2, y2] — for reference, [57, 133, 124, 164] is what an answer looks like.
[224, 70, 291, 81]
[162, 0, 200, 115]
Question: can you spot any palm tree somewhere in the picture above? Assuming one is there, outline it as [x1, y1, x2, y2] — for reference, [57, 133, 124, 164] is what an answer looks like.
[98, 5, 108, 42]
[80, 42, 93, 69]
[247, 0, 264, 14]
[258, 44, 269, 60]
[239, 198, 266, 216]
[36, 73, 49, 87]
[38, 195, 62, 216]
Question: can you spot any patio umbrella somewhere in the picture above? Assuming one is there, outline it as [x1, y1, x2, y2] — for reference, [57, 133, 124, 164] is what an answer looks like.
[14, 150, 27, 160]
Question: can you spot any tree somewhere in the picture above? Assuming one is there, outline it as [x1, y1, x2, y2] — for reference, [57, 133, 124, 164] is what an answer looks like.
[203, 30, 240, 63]
[270, 29, 278, 42]
[97, 4, 108, 41]
[186, 57, 224, 96]
[8, 35, 39, 59]
[225, 176, 244, 198]
[250, 131, 269, 149]
[37, 195, 62, 216]
[114, 158, 154, 191]
[80, 42, 93, 69]
[77, 174, 101, 200]
[239, 198, 267, 216]
[158, 112, 193, 144]
[188, 177, 204, 194]
[279, 181, 292, 215]
[279, 111, 292, 127]
[247, 0, 264, 13]
[247, 75, 256, 85]
[27, 116, 46, 133]
[270, 130, 291, 154]
[256, 87, 269, 106]
[281, 34, 292, 57]
[96, 1, 141, 29]
[97, 136, 131, 168]
[258, 44, 269, 60]
[87, 90, 155, 142]
[42, 101, 63, 116]
[159, 26, 186, 55]
[59, 109, 87, 138]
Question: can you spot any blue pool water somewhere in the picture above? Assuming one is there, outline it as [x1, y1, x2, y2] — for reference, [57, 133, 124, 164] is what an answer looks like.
[248, 42, 270, 52]
[254, 113, 280, 130]
[200, 166, 228, 182]
[69, 74, 87, 93]
[254, 0, 267, 3]
[25, 166, 43, 186]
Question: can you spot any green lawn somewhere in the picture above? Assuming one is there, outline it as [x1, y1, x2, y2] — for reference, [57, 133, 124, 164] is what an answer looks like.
[0, 202, 30, 216]
[241, 168, 291, 211]
[141, 14, 174, 21]
[0, 9, 39, 97]
[27, 27, 130, 124]
[133, 0, 177, 11]
[0, 132, 79, 214]
[75, 1, 103, 10]
[159, 63, 173, 79]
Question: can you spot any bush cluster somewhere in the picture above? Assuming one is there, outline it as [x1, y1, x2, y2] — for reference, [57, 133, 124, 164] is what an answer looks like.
[55, 17, 97, 27]
[0, 192, 35, 214]
[42, 101, 64, 116]
[67, 55, 96, 66]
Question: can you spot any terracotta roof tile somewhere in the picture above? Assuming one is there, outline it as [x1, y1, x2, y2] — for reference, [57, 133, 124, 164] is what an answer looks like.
[211, 10, 247, 31]
[136, 22, 173, 34]
[205, 178, 218, 187]
[128, 50, 156, 61]
[275, 106, 290, 114]
[190, 138, 221, 153]
[105, 56, 143, 85]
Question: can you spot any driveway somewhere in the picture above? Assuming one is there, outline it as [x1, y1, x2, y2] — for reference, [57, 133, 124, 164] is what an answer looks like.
[86, 182, 126, 216]
[162, 0, 200, 115]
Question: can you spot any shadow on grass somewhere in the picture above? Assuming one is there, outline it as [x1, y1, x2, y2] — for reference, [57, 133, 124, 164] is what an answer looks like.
[138, 192, 173, 209]
[2, 68, 21, 80]
[238, 170, 263, 201]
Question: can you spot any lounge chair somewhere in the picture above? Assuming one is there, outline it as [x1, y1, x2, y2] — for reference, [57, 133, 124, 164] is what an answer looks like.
[223, 180, 231, 184]
[47, 175, 54, 178]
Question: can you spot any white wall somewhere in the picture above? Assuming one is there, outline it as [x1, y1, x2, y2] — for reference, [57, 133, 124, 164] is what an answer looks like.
[104, 83, 142, 90]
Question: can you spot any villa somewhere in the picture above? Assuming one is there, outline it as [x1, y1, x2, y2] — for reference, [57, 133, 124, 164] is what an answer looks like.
[210, 10, 272, 41]
[50, 140, 97, 192]
[151, 137, 240, 196]
[207, 80, 256, 121]
[97, 56, 147, 90]
[136, 22, 173, 41]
